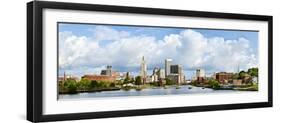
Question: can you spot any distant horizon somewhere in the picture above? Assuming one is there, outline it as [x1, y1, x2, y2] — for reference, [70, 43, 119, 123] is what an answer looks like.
[58, 23, 258, 79]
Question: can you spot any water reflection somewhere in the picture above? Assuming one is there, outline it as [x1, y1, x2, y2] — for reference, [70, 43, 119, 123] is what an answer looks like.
[59, 85, 243, 100]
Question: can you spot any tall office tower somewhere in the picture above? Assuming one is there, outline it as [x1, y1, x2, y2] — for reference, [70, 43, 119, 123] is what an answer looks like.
[140, 56, 147, 83]
[168, 64, 185, 84]
[170, 65, 179, 74]
[178, 65, 185, 83]
[165, 59, 172, 77]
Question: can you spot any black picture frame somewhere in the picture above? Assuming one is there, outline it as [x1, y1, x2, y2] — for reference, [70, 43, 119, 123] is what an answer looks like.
[27, 1, 273, 122]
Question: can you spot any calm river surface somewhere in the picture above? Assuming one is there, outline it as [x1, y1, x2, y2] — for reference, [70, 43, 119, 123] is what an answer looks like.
[59, 85, 249, 100]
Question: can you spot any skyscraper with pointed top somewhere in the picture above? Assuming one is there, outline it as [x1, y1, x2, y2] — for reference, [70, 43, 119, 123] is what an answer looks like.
[140, 56, 147, 83]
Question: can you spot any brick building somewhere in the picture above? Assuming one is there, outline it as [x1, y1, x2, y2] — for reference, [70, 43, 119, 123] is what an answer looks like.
[82, 75, 115, 82]
[215, 72, 234, 84]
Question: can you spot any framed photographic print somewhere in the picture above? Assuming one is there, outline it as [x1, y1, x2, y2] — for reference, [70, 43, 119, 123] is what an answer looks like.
[27, 1, 273, 122]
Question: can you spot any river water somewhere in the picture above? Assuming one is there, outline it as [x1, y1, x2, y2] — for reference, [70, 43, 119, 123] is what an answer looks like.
[58, 85, 248, 100]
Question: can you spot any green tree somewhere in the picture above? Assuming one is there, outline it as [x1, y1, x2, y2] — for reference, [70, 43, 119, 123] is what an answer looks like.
[135, 76, 142, 85]
[208, 79, 220, 90]
[79, 78, 91, 90]
[123, 76, 130, 84]
[247, 68, 258, 77]
[116, 80, 123, 85]
[90, 80, 99, 88]
[123, 72, 132, 84]
[109, 83, 116, 87]
[130, 77, 135, 83]
[98, 81, 108, 88]
[239, 71, 247, 79]
[63, 79, 78, 93]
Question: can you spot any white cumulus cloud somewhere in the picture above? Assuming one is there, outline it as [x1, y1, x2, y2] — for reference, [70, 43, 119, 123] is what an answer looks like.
[59, 26, 258, 77]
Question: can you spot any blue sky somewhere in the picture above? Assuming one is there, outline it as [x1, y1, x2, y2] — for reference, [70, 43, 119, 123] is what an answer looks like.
[59, 23, 182, 40]
[59, 23, 258, 43]
[58, 22, 258, 79]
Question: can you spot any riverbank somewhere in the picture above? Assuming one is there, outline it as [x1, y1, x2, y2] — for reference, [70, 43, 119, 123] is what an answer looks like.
[189, 84, 258, 91]
[60, 83, 257, 94]
[59, 85, 248, 99]
[60, 84, 185, 94]
[233, 84, 258, 91]
[59, 87, 121, 94]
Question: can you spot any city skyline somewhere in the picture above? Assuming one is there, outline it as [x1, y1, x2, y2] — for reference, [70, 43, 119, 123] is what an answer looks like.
[59, 23, 259, 79]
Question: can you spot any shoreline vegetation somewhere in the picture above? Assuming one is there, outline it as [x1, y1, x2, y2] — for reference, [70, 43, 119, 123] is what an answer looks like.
[59, 80, 183, 94]
[59, 68, 258, 95]
[59, 83, 258, 95]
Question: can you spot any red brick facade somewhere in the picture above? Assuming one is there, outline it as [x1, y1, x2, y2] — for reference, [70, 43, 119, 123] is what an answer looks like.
[82, 75, 115, 82]
[215, 72, 233, 84]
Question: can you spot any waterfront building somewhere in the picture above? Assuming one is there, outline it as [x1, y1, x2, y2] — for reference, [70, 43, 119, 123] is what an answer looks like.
[233, 79, 243, 85]
[179, 65, 185, 83]
[168, 64, 184, 84]
[101, 65, 112, 76]
[167, 74, 180, 84]
[242, 74, 252, 83]
[165, 59, 172, 77]
[158, 69, 165, 79]
[151, 67, 159, 82]
[197, 77, 205, 84]
[215, 72, 234, 84]
[140, 56, 147, 83]
[82, 65, 119, 82]
[82, 75, 115, 82]
[151, 74, 158, 82]
[195, 69, 206, 84]
[112, 71, 121, 80]
[196, 69, 205, 78]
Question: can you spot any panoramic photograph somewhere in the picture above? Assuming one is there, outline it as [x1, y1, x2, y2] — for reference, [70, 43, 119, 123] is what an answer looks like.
[58, 22, 259, 100]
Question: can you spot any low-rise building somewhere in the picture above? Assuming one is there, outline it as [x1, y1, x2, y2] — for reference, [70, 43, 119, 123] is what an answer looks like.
[167, 74, 181, 84]
[82, 75, 116, 82]
[233, 79, 243, 86]
[215, 72, 234, 84]
[158, 69, 165, 79]
[197, 77, 206, 84]
[242, 74, 252, 83]
[151, 74, 158, 82]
